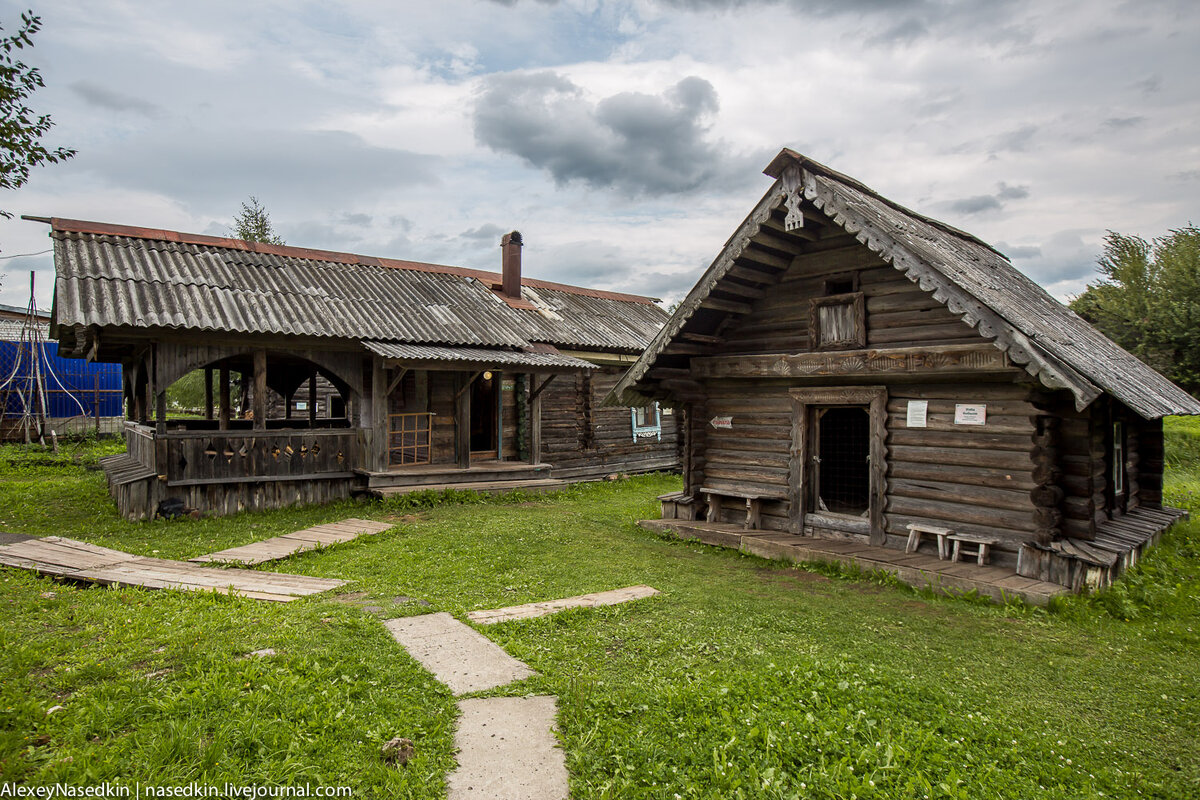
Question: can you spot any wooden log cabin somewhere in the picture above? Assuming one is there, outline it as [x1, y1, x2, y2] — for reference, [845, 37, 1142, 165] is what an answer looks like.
[35, 219, 678, 520]
[609, 149, 1200, 591]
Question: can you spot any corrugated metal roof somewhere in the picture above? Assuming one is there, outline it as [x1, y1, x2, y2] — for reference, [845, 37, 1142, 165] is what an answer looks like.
[611, 149, 1200, 420]
[49, 225, 668, 354]
[363, 341, 596, 370]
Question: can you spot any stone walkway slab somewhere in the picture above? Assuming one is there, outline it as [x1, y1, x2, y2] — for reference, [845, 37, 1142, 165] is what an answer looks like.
[0, 536, 345, 602]
[190, 518, 392, 565]
[467, 584, 660, 625]
[447, 696, 568, 800]
[383, 612, 535, 694]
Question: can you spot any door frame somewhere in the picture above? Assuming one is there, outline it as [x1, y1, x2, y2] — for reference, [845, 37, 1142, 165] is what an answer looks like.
[788, 386, 887, 544]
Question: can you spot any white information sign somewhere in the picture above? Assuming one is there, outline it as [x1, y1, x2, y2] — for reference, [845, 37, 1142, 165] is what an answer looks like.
[710, 415, 733, 429]
[954, 403, 987, 425]
[906, 400, 928, 428]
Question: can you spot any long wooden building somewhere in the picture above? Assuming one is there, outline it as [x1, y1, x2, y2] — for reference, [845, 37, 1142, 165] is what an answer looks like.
[609, 149, 1200, 591]
[34, 218, 678, 519]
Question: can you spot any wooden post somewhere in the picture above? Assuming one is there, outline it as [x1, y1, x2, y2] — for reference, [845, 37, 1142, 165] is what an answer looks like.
[495, 370, 503, 460]
[309, 370, 318, 424]
[253, 349, 267, 430]
[456, 372, 471, 468]
[204, 368, 214, 421]
[371, 356, 387, 471]
[218, 366, 231, 430]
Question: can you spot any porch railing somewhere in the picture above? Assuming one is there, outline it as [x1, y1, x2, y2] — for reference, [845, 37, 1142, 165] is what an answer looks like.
[161, 428, 357, 486]
[389, 412, 434, 465]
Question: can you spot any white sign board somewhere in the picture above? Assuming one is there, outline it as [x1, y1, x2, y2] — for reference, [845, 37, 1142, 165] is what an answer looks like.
[954, 404, 987, 425]
[710, 415, 733, 429]
[906, 400, 928, 428]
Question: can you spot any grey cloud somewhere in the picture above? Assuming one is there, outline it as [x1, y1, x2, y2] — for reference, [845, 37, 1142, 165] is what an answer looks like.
[341, 213, 373, 227]
[69, 80, 163, 118]
[474, 72, 743, 195]
[1168, 169, 1200, 182]
[460, 223, 507, 243]
[1132, 74, 1161, 95]
[869, 17, 929, 45]
[71, 128, 439, 207]
[1020, 230, 1099, 285]
[948, 195, 1002, 215]
[947, 182, 1030, 216]
[990, 125, 1038, 154]
[996, 242, 1042, 259]
[1103, 116, 1145, 130]
[996, 183, 1029, 200]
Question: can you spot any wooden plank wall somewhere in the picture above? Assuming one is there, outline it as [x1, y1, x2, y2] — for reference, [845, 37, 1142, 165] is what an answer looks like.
[541, 367, 681, 480]
[110, 473, 358, 521]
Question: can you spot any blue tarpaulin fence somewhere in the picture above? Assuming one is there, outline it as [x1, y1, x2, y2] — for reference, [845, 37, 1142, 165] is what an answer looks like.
[0, 340, 122, 418]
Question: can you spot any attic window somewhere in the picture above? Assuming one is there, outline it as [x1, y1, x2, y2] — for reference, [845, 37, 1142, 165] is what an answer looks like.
[810, 292, 865, 350]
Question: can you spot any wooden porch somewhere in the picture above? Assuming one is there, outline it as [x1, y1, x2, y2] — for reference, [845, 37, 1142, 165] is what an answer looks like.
[639, 518, 1069, 606]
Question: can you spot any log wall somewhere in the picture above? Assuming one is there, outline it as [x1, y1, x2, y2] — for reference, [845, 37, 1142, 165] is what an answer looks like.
[540, 367, 681, 480]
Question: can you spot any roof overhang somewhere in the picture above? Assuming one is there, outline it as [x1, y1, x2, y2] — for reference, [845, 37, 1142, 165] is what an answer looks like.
[363, 341, 596, 372]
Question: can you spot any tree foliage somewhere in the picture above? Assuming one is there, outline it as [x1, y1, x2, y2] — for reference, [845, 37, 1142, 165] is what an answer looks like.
[232, 196, 284, 244]
[1, 11, 75, 219]
[1070, 225, 1200, 396]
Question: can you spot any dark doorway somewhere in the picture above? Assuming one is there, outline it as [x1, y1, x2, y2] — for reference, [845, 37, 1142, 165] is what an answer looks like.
[470, 372, 499, 455]
[816, 406, 870, 516]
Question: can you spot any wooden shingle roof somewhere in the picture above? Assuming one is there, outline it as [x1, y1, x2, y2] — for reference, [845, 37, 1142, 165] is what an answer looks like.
[611, 149, 1200, 420]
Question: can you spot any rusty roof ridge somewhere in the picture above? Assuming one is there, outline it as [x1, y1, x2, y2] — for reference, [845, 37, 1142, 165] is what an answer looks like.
[41, 218, 659, 306]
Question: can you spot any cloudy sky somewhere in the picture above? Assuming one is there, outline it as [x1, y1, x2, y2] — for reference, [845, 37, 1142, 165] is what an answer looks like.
[1, 0, 1197, 311]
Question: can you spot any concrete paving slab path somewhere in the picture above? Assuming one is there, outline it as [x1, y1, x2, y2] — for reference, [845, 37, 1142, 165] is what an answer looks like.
[447, 696, 568, 800]
[383, 612, 535, 694]
[190, 518, 393, 565]
[467, 584, 660, 625]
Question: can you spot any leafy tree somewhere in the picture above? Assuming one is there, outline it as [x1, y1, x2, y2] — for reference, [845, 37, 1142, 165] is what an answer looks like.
[1070, 225, 1200, 396]
[0, 11, 74, 220]
[232, 196, 284, 244]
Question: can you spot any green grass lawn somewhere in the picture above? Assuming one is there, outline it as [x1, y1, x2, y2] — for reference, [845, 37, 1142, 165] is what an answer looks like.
[1, 429, 1199, 798]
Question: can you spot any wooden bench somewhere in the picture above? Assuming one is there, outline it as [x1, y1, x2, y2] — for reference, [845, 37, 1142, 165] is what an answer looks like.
[948, 533, 1001, 566]
[698, 487, 778, 530]
[905, 523, 954, 560]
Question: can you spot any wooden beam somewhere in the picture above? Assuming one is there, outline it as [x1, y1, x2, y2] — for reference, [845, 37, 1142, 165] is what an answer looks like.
[372, 356, 387, 471]
[692, 344, 1012, 380]
[309, 370, 318, 424]
[456, 373, 471, 468]
[680, 332, 724, 345]
[699, 297, 753, 314]
[709, 281, 767, 300]
[218, 366, 230, 430]
[252, 348, 267, 431]
[454, 371, 483, 401]
[204, 367, 214, 421]
[385, 367, 409, 397]
[529, 374, 557, 402]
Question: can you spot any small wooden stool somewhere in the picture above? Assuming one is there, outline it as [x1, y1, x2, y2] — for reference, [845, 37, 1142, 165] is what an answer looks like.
[905, 523, 954, 560]
[948, 533, 1001, 566]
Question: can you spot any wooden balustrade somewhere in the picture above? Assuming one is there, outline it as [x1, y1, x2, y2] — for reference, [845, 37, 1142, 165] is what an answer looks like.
[161, 428, 357, 486]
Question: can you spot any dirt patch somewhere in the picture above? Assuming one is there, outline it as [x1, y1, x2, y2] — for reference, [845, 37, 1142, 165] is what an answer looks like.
[755, 566, 832, 586]
[382, 514, 425, 524]
[330, 591, 369, 604]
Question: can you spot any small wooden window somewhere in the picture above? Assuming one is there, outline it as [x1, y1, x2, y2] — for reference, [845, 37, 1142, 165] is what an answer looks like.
[809, 292, 865, 350]
[631, 403, 662, 442]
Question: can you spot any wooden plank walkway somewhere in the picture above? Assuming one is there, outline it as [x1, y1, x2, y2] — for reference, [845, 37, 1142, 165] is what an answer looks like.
[190, 518, 393, 565]
[467, 585, 660, 625]
[0, 536, 345, 602]
[640, 520, 1068, 606]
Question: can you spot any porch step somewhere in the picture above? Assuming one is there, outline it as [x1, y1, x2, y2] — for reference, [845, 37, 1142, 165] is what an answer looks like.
[371, 478, 566, 499]
[359, 461, 552, 489]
